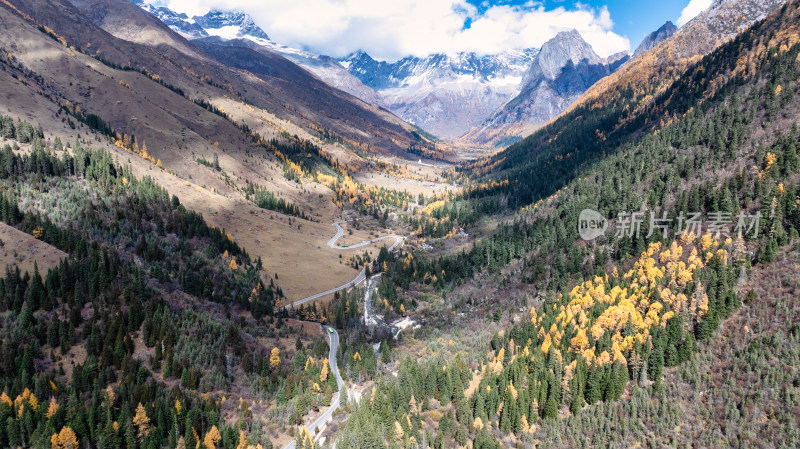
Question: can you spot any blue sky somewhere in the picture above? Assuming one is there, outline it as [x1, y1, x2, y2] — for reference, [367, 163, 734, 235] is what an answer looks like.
[465, 0, 688, 48]
[163, 0, 709, 61]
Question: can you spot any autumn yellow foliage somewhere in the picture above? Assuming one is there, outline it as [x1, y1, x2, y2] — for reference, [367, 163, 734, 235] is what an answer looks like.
[203, 425, 221, 449]
[525, 236, 729, 370]
[51, 426, 79, 449]
[132, 403, 150, 442]
[269, 348, 281, 368]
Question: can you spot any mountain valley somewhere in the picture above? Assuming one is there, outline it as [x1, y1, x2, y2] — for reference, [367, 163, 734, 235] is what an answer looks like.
[0, 0, 798, 448]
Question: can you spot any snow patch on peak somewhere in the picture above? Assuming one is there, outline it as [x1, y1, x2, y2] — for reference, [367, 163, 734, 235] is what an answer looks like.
[341, 49, 539, 137]
[204, 25, 240, 40]
[130, 0, 383, 106]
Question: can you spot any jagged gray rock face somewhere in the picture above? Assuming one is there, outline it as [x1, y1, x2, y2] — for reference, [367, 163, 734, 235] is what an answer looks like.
[343, 49, 538, 91]
[464, 0, 791, 146]
[670, 0, 788, 59]
[135, 0, 787, 145]
[192, 10, 271, 41]
[134, 2, 270, 41]
[634, 21, 677, 58]
[131, 0, 208, 38]
[464, 30, 629, 145]
[524, 30, 601, 82]
[130, 0, 625, 141]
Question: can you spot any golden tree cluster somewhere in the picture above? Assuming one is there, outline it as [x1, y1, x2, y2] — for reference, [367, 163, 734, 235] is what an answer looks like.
[530, 233, 729, 369]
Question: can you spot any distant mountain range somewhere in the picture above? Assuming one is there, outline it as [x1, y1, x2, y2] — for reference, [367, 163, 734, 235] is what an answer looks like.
[341, 49, 539, 138]
[132, 0, 384, 106]
[132, 0, 681, 145]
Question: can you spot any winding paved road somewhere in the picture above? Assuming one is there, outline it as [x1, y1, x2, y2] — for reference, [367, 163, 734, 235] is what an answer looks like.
[327, 221, 403, 251]
[279, 222, 404, 448]
[283, 270, 368, 310]
[282, 325, 344, 449]
[283, 222, 403, 310]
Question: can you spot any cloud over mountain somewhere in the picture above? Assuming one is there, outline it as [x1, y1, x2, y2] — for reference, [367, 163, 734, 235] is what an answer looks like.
[677, 0, 713, 26]
[157, 0, 630, 60]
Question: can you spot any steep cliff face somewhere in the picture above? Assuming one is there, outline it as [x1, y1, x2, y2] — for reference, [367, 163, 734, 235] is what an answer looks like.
[522, 30, 602, 82]
[633, 21, 677, 58]
[128, 0, 626, 142]
[573, 0, 790, 119]
[462, 30, 629, 146]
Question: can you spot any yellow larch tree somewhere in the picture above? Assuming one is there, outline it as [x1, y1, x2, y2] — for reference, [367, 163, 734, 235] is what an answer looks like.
[269, 348, 281, 368]
[0, 391, 11, 407]
[569, 328, 589, 353]
[27, 392, 39, 412]
[295, 427, 314, 449]
[520, 414, 536, 434]
[203, 425, 222, 449]
[393, 420, 404, 440]
[45, 397, 59, 419]
[236, 430, 249, 449]
[50, 426, 79, 449]
[319, 359, 329, 382]
[132, 403, 150, 442]
[105, 385, 115, 406]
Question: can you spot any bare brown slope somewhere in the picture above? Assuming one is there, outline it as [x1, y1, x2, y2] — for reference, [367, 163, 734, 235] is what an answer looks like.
[0, 0, 243, 172]
[0, 4, 395, 301]
[4, 0, 426, 157]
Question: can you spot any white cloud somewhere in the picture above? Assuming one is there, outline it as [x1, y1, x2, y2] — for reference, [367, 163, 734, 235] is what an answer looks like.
[676, 0, 713, 26]
[162, 0, 630, 60]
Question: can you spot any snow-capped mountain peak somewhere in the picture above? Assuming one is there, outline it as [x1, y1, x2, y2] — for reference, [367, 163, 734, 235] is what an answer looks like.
[130, 1, 631, 142]
[526, 29, 601, 82]
[131, 0, 545, 138]
[133, 1, 269, 41]
[193, 10, 270, 41]
[131, 1, 383, 104]
[344, 49, 538, 90]
[462, 29, 631, 145]
[338, 48, 539, 137]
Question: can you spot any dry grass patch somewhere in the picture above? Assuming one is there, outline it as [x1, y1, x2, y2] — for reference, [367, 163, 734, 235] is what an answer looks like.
[0, 222, 66, 275]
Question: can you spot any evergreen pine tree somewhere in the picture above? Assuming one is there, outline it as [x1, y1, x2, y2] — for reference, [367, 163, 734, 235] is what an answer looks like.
[543, 395, 558, 420]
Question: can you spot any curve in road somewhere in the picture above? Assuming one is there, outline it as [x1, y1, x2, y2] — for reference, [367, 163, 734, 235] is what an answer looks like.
[327, 221, 403, 251]
[284, 222, 403, 310]
[280, 222, 403, 448]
